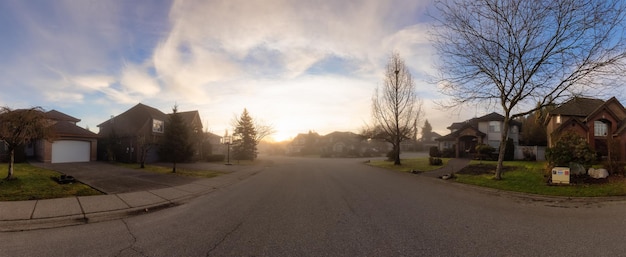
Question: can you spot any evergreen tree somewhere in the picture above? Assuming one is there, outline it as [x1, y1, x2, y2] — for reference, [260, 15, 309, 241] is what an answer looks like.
[159, 105, 193, 172]
[232, 108, 257, 160]
[421, 119, 432, 141]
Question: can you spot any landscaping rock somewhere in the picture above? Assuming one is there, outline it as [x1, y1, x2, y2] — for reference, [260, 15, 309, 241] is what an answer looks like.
[588, 168, 609, 179]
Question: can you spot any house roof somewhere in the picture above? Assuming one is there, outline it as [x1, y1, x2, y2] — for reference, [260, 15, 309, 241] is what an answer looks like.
[447, 112, 521, 130]
[97, 103, 168, 136]
[46, 110, 80, 122]
[437, 123, 486, 141]
[549, 97, 605, 117]
[548, 97, 626, 135]
[98, 103, 167, 127]
[172, 110, 203, 130]
[52, 121, 98, 138]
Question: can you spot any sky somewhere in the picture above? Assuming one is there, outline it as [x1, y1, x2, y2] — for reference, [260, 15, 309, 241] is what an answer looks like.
[0, 0, 507, 142]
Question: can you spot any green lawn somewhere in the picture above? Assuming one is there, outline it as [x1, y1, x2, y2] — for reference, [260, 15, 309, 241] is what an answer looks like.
[0, 163, 102, 201]
[455, 160, 626, 197]
[368, 158, 450, 173]
[369, 157, 626, 197]
[116, 163, 224, 178]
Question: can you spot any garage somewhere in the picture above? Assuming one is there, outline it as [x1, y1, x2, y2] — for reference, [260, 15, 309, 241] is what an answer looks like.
[51, 140, 91, 163]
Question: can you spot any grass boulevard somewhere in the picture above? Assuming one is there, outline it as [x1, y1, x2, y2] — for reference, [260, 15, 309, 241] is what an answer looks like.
[368, 158, 626, 197]
[0, 162, 223, 201]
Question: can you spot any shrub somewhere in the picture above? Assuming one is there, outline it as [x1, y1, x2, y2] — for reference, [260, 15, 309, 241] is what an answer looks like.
[442, 148, 456, 158]
[522, 147, 537, 161]
[386, 150, 397, 161]
[475, 144, 495, 160]
[429, 157, 443, 166]
[429, 146, 441, 157]
[545, 132, 595, 168]
[504, 138, 515, 161]
[205, 154, 225, 162]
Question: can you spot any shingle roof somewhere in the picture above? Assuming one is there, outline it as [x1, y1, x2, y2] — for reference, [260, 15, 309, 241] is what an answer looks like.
[97, 103, 168, 136]
[437, 123, 486, 141]
[549, 97, 605, 117]
[46, 110, 80, 122]
[52, 121, 98, 138]
[172, 110, 202, 130]
[447, 112, 521, 130]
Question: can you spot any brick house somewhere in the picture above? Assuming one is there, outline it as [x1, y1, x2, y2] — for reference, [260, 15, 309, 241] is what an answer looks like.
[545, 97, 626, 161]
[32, 110, 98, 163]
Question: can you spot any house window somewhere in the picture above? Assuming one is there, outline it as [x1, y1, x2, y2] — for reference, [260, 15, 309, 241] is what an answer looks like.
[594, 121, 608, 136]
[556, 115, 561, 124]
[489, 121, 500, 133]
[152, 119, 164, 133]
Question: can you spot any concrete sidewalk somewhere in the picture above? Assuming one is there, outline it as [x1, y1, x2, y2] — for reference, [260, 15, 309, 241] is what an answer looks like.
[420, 158, 471, 178]
[0, 165, 265, 232]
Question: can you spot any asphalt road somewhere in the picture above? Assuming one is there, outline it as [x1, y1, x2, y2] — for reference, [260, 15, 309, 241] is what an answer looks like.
[3, 156, 626, 256]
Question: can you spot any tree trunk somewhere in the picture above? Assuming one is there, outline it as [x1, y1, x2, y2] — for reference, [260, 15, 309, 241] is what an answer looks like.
[172, 161, 177, 173]
[393, 140, 401, 166]
[5, 148, 14, 180]
[494, 118, 511, 180]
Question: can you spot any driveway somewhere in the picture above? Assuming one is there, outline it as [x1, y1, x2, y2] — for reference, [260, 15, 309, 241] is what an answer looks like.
[31, 161, 199, 194]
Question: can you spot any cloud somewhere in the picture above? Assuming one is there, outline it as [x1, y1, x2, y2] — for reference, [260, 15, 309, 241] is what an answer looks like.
[44, 91, 84, 103]
[120, 62, 161, 97]
[150, 0, 432, 103]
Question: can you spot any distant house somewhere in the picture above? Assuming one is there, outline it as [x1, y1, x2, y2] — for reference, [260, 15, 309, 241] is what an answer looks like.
[319, 131, 364, 157]
[286, 131, 390, 157]
[286, 131, 321, 155]
[418, 131, 441, 151]
[436, 112, 521, 158]
[30, 110, 98, 163]
[545, 97, 626, 161]
[204, 131, 224, 155]
[97, 103, 204, 163]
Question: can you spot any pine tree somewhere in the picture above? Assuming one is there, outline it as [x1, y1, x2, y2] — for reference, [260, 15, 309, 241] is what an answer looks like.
[232, 108, 257, 160]
[159, 105, 193, 172]
[421, 120, 432, 141]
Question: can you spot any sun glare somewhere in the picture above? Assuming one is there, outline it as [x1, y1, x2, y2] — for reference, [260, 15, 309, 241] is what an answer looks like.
[267, 131, 293, 142]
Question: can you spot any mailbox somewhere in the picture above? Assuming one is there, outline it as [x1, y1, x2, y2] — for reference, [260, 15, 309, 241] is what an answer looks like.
[551, 167, 570, 184]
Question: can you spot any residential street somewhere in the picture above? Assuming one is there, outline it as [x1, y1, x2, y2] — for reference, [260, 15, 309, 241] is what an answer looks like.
[3, 156, 626, 256]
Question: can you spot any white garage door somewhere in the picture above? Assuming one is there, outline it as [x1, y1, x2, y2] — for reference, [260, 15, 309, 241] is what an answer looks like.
[51, 140, 91, 163]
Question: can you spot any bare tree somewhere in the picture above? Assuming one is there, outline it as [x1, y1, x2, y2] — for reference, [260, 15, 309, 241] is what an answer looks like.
[370, 52, 423, 165]
[432, 0, 626, 179]
[0, 107, 54, 180]
[137, 133, 158, 169]
[254, 120, 276, 145]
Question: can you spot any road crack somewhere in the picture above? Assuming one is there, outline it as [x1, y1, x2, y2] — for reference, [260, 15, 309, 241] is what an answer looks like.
[114, 219, 148, 257]
[206, 222, 243, 257]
